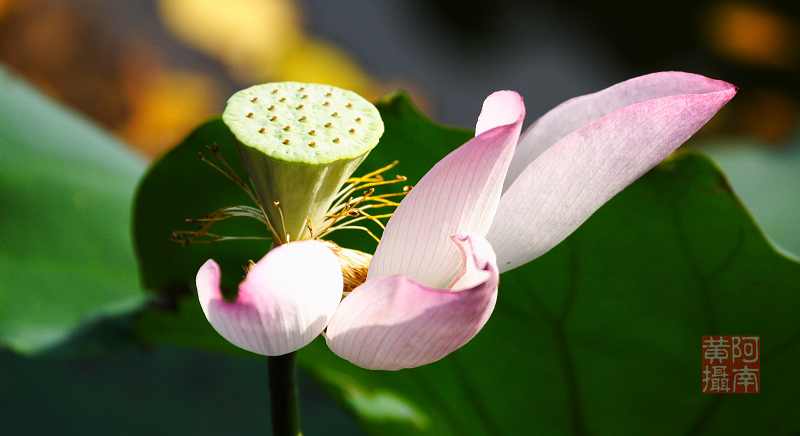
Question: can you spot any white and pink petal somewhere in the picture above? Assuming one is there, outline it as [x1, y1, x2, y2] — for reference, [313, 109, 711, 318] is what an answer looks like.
[196, 240, 343, 356]
[326, 234, 499, 370]
[488, 75, 737, 272]
[368, 91, 524, 288]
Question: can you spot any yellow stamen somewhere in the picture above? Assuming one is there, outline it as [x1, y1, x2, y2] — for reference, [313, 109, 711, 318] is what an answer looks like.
[177, 159, 408, 249]
[321, 241, 372, 295]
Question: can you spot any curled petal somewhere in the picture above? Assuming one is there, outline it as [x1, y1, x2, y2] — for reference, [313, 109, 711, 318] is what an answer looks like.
[504, 72, 736, 191]
[326, 234, 498, 370]
[197, 240, 343, 356]
[475, 90, 527, 136]
[369, 91, 524, 288]
[488, 74, 737, 272]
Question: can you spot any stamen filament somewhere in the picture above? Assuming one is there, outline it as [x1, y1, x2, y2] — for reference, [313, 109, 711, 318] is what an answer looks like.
[331, 178, 407, 208]
[181, 153, 408, 249]
[327, 211, 387, 230]
[205, 144, 257, 202]
[172, 234, 271, 244]
[305, 216, 314, 239]
[332, 160, 400, 203]
[321, 225, 381, 243]
[189, 206, 269, 225]
[172, 205, 274, 245]
[201, 142, 284, 241]
[274, 200, 288, 244]
[198, 154, 237, 184]
[355, 160, 400, 180]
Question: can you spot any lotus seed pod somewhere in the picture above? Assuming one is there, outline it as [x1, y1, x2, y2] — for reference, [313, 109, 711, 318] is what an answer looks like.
[223, 82, 384, 242]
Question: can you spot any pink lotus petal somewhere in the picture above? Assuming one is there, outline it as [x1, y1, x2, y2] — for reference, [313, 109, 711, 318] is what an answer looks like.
[368, 91, 524, 288]
[504, 72, 736, 191]
[475, 90, 528, 136]
[326, 234, 498, 370]
[197, 240, 343, 355]
[488, 76, 737, 272]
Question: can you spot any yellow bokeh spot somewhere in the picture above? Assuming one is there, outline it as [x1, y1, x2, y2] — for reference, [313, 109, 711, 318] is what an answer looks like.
[156, 0, 303, 75]
[704, 2, 800, 68]
[270, 37, 378, 98]
[0, 0, 17, 20]
[118, 70, 220, 157]
[155, 0, 384, 98]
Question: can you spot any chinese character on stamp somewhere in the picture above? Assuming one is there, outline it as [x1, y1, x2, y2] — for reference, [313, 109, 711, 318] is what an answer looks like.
[702, 336, 759, 393]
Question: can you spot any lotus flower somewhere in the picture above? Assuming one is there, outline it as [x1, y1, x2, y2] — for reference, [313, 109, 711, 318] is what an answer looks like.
[198, 72, 736, 369]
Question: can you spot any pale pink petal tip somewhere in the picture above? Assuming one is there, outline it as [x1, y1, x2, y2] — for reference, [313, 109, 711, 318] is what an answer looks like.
[326, 234, 499, 370]
[196, 240, 343, 356]
[475, 90, 525, 136]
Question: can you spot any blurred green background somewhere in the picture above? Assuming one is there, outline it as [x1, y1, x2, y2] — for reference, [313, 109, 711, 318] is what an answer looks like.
[1, 0, 799, 434]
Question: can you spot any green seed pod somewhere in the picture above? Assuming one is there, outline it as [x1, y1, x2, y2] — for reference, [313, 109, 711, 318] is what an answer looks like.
[223, 82, 384, 242]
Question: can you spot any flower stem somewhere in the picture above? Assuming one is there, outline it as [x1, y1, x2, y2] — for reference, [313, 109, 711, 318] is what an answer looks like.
[268, 352, 302, 436]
